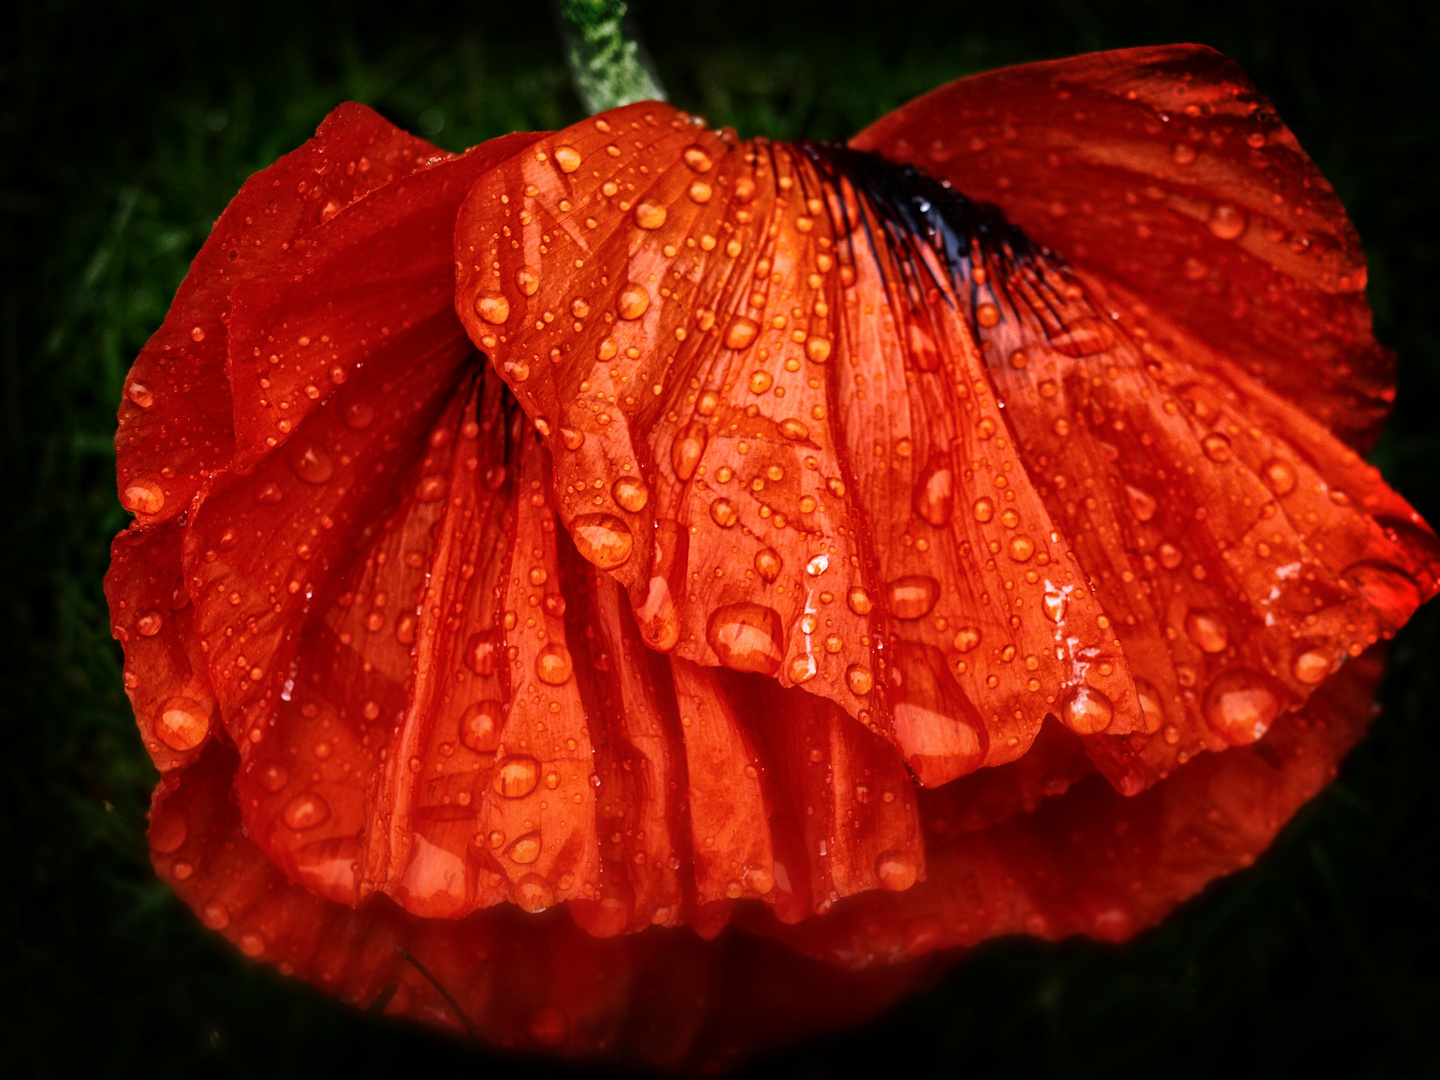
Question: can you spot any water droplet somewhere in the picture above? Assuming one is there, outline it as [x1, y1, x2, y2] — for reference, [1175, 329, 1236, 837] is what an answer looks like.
[460, 701, 502, 753]
[465, 632, 499, 675]
[634, 200, 667, 229]
[190, 325, 206, 342]
[755, 547, 782, 582]
[976, 302, 1000, 328]
[612, 476, 649, 512]
[788, 654, 817, 683]
[952, 626, 981, 653]
[202, 899, 230, 930]
[1261, 458, 1296, 496]
[571, 513, 633, 569]
[683, 146, 714, 172]
[748, 370, 773, 394]
[847, 586, 873, 615]
[282, 791, 331, 830]
[1184, 608, 1229, 653]
[516, 873, 556, 915]
[136, 611, 162, 637]
[289, 442, 334, 485]
[1203, 669, 1279, 745]
[710, 498, 738, 527]
[170, 859, 194, 880]
[1158, 542, 1184, 570]
[156, 696, 211, 752]
[238, 930, 265, 957]
[1008, 536, 1035, 562]
[671, 421, 707, 481]
[706, 603, 784, 675]
[1125, 485, 1157, 522]
[257, 762, 289, 793]
[688, 180, 713, 204]
[972, 497, 994, 523]
[553, 144, 582, 173]
[618, 284, 650, 320]
[1341, 561, 1422, 625]
[515, 266, 541, 296]
[535, 643, 574, 685]
[1061, 685, 1114, 734]
[887, 576, 939, 620]
[805, 337, 832, 364]
[122, 479, 165, 515]
[846, 664, 874, 696]
[874, 849, 918, 891]
[1207, 203, 1247, 240]
[126, 381, 155, 408]
[1291, 648, 1331, 685]
[344, 401, 375, 429]
[494, 756, 540, 798]
[1172, 142, 1197, 165]
[1041, 588, 1066, 624]
[724, 317, 758, 350]
[1202, 432, 1233, 463]
[1134, 678, 1165, 732]
[914, 454, 954, 527]
[473, 293, 510, 325]
[805, 554, 829, 577]
[506, 832, 542, 863]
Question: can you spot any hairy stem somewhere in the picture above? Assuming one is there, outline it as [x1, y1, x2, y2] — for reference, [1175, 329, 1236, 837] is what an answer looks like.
[554, 0, 667, 113]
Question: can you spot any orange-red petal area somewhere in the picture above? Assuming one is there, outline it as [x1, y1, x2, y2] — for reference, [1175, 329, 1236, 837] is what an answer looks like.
[108, 44, 1438, 1067]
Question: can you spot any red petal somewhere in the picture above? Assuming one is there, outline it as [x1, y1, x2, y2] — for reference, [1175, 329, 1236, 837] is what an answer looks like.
[852, 44, 1395, 451]
[115, 103, 448, 524]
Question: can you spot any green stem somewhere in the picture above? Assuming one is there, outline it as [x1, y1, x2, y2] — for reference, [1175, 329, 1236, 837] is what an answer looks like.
[554, 0, 667, 114]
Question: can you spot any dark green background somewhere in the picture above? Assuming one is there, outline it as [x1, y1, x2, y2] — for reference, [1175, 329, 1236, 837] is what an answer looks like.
[3, 1, 1437, 1076]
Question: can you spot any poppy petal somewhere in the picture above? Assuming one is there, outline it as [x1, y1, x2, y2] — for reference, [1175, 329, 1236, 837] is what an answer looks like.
[116, 102, 450, 524]
[852, 43, 1395, 451]
[105, 521, 218, 770]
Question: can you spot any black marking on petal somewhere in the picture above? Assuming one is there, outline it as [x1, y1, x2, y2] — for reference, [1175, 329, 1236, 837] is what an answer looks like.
[799, 141, 1084, 348]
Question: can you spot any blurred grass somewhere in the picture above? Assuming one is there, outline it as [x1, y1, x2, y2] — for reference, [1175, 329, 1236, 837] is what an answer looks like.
[1, 0, 1437, 1076]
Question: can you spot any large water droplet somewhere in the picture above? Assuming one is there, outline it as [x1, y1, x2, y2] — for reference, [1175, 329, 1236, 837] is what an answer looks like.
[618, 284, 650, 320]
[710, 498, 738, 528]
[1061, 685, 1114, 734]
[474, 293, 510, 325]
[155, 696, 211, 752]
[1184, 608, 1229, 653]
[1134, 678, 1165, 732]
[1207, 203, 1247, 240]
[465, 631, 499, 675]
[887, 576, 939, 620]
[874, 849, 918, 891]
[612, 476, 649, 513]
[1342, 560, 1423, 625]
[1291, 648, 1331, 685]
[723, 317, 758, 350]
[494, 756, 540, 798]
[506, 832, 542, 863]
[634, 200, 667, 229]
[671, 421, 707, 481]
[460, 701, 502, 753]
[1125, 485, 1157, 522]
[122, 479, 165, 515]
[754, 547, 782, 582]
[847, 586, 873, 615]
[1260, 458, 1297, 496]
[553, 145, 582, 173]
[914, 453, 954, 527]
[571, 514, 633, 569]
[516, 874, 556, 915]
[1203, 669, 1280, 745]
[1201, 432, 1233, 463]
[535, 643, 574, 685]
[289, 442, 334, 485]
[282, 791, 331, 831]
[706, 603, 784, 675]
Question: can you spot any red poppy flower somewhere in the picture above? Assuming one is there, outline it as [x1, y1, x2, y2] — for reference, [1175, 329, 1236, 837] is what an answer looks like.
[107, 44, 1438, 1067]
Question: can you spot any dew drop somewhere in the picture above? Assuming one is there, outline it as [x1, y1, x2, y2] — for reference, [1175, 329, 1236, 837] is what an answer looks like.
[122, 479, 165, 515]
[535, 643, 574, 685]
[465, 632, 499, 675]
[1125, 485, 1157, 522]
[634, 200, 667, 229]
[506, 832, 542, 863]
[671, 421, 707, 481]
[706, 603, 785, 675]
[1203, 669, 1280, 745]
[494, 756, 540, 798]
[1134, 678, 1165, 732]
[155, 696, 211, 752]
[1008, 536, 1036, 562]
[710, 498, 738, 528]
[847, 586, 873, 615]
[754, 547, 782, 582]
[887, 576, 939, 620]
[688, 180, 713, 203]
[1207, 203, 1247, 240]
[788, 654, 817, 683]
[1184, 608, 1229, 653]
[553, 144, 582, 173]
[952, 626, 981, 652]
[1261, 458, 1297, 496]
[460, 701, 502, 753]
[724, 317, 758, 350]
[202, 899, 231, 930]
[282, 791, 331, 831]
[805, 337, 832, 364]
[344, 401, 375, 429]
[1061, 685, 1114, 734]
[571, 513, 633, 569]
[748, 370, 773, 394]
[612, 476, 649, 512]
[1201, 432, 1233, 463]
[289, 442, 334, 485]
[618, 284, 650, 320]
[683, 146, 713, 172]
[972, 497, 994, 523]
[474, 293, 510, 325]
[1291, 648, 1331, 685]
[874, 849, 918, 891]
[914, 454, 954, 527]
[126, 381, 155, 408]
[515, 266, 541, 296]
[135, 611, 162, 637]
[976, 302, 1000, 328]
[846, 664, 874, 696]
